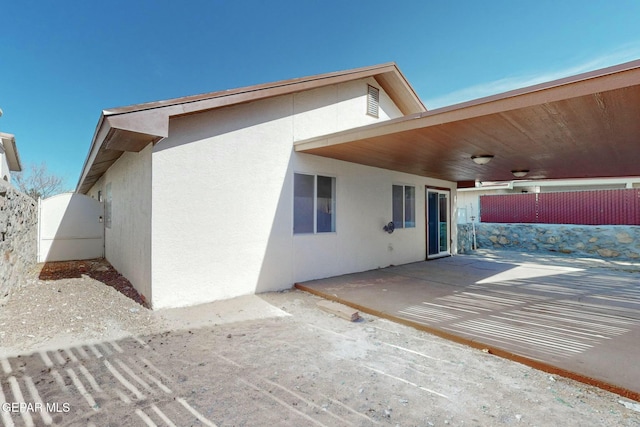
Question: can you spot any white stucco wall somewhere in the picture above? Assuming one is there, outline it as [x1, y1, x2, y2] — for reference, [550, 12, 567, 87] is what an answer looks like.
[0, 148, 10, 182]
[38, 193, 104, 262]
[87, 145, 152, 303]
[152, 95, 295, 308]
[292, 153, 455, 282]
[292, 77, 403, 141]
[150, 79, 455, 309]
[457, 191, 486, 224]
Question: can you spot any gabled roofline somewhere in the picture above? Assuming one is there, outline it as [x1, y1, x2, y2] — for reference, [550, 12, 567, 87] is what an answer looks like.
[76, 63, 425, 193]
[0, 132, 22, 172]
[103, 62, 426, 117]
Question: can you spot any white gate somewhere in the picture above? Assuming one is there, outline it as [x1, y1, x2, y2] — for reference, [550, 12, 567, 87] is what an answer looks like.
[38, 193, 104, 262]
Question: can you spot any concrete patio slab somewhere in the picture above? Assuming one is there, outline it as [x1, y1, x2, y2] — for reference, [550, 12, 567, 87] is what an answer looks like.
[296, 249, 640, 401]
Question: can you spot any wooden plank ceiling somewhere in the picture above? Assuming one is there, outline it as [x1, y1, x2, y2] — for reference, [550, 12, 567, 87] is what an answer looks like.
[296, 74, 640, 184]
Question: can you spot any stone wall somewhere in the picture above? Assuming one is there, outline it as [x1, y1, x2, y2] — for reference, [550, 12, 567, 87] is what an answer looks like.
[0, 181, 38, 299]
[460, 222, 640, 260]
[457, 223, 475, 254]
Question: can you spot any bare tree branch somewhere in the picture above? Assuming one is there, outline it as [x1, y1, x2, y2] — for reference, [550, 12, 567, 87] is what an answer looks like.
[13, 162, 67, 200]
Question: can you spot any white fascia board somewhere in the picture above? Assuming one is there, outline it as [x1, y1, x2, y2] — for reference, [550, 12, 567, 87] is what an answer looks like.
[0, 133, 21, 171]
[75, 115, 109, 192]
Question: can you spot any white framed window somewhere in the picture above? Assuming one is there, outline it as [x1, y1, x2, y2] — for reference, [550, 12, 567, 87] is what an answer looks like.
[392, 184, 415, 228]
[294, 173, 336, 234]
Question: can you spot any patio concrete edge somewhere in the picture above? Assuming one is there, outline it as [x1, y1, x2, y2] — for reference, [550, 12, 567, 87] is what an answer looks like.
[295, 282, 640, 403]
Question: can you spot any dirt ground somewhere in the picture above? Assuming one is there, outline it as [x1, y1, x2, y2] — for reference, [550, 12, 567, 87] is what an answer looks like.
[1, 259, 639, 426]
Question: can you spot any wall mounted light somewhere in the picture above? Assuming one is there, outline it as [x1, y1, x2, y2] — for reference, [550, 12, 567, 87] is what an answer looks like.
[471, 155, 494, 165]
[511, 170, 529, 178]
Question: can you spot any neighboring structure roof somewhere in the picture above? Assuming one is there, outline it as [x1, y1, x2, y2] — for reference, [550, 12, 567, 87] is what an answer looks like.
[295, 59, 640, 185]
[76, 63, 425, 194]
[0, 132, 22, 171]
[459, 176, 640, 192]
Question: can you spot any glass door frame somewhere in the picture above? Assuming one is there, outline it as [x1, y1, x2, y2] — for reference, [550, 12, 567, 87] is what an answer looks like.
[426, 187, 451, 259]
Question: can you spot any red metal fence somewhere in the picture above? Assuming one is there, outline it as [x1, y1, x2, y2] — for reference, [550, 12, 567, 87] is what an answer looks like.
[480, 189, 640, 225]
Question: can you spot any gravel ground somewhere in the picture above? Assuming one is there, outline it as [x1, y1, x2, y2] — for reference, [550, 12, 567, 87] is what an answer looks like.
[0, 259, 161, 355]
[1, 259, 639, 426]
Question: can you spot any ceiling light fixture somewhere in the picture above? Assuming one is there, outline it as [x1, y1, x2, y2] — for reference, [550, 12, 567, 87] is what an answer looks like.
[511, 170, 529, 178]
[471, 155, 494, 165]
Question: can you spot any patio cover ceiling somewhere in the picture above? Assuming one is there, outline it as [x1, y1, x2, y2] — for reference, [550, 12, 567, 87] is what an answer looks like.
[295, 60, 640, 186]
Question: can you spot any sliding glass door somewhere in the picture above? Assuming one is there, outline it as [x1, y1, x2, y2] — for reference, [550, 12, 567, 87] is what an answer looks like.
[427, 189, 450, 258]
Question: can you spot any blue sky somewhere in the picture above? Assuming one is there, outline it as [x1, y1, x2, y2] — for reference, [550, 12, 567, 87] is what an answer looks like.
[2, 1, 640, 190]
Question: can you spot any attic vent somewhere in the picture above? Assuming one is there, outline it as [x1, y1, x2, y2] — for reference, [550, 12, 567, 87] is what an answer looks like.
[367, 85, 379, 118]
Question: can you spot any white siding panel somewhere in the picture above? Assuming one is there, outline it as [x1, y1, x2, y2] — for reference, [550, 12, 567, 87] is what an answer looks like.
[0, 154, 10, 182]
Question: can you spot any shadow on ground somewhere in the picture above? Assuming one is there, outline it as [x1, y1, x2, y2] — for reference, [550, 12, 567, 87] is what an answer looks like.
[38, 259, 147, 307]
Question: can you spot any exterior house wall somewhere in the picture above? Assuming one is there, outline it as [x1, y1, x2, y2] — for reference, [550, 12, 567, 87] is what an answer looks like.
[150, 79, 447, 309]
[292, 77, 402, 141]
[87, 144, 152, 304]
[457, 189, 504, 224]
[151, 95, 295, 308]
[0, 148, 10, 182]
[292, 153, 454, 282]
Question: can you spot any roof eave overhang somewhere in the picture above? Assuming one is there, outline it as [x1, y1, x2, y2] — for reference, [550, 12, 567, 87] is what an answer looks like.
[0, 132, 22, 172]
[75, 112, 166, 194]
[76, 62, 425, 194]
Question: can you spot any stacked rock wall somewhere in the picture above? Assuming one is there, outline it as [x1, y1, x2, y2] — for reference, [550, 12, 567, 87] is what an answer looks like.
[457, 223, 475, 254]
[458, 222, 640, 260]
[0, 181, 38, 298]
